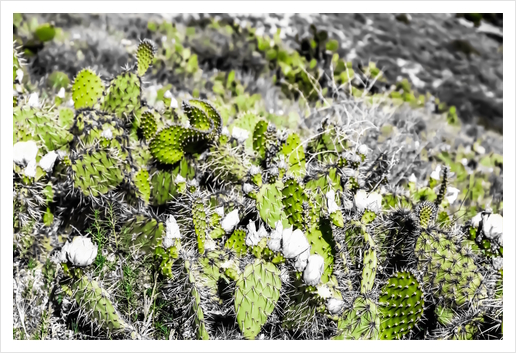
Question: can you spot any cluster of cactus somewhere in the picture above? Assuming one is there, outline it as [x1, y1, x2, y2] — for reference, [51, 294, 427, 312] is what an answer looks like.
[12, 38, 502, 340]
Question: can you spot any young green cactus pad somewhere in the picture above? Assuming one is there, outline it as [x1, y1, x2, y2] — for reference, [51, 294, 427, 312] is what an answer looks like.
[360, 246, 377, 293]
[414, 201, 437, 229]
[102, 71, 141, 119]
[225, 229, 248, 257]
[136, 39, 157, 77]
[72, 69, 104, 110]
[378, 271, 424, 339]
[132, 169, 151, 204]
[281, 178, 312, 230]
[192, 200, 208, 254]
[71, 276, 129, 332]
[415, 229, 487, 306]
[120, 215, 164, 255]
[235, 259, 281, 339]
[333, 296, 380, 340]
[256, 182, 288, 229]
[70, 147, 125, 198]
[279, 133, 306, 178]
[187, 99, 223, 137]
[150, 125, 198, 165]
[139, 111, 158, 141]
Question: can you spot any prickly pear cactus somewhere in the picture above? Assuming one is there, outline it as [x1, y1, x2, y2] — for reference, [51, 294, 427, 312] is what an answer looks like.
[234, 259, 281, 339]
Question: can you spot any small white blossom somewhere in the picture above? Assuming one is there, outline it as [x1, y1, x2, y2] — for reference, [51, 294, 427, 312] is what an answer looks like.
[16, 69, 24, 83]
[303, 254, 324, 286]
[354, 190, 382, 213]
[446, 187, 460, 205]
[221, 209, 240, 233]
[24, 160, 37, 178]
[204, 236, 217, 251]
[214, 207, 224, 217]
[163, 215, 181, 249]
[28, 92, 40, 108]
[101, 128, 113, 140]
[243, 183, 255, 194]
[174, 174, 186, 184]
[492, 257, 503, 271]
[430, 165, 442, 180]
[164, 90, 173, 99]
[231, 126, 250, 144]
[60, 236, 98, 267]
[268, 220, 283, 252]
[39, 151, 59, 172]
[461, 158, 468, 166]
[282, 228, 310, 258]
[408, 173, 417, 183]
[249, 165, 261, 176]
[326, 189, 339, 213]
[221, 126, 230, 136]
[327, 298, 345, 315]
[358, 144, 369, 156]
[246, 221, 268, 246]
[316, 285, 332, 299]
[13, 140, 38, 166]
[170, 97, 178, 108]
[475, 145, 486, 155]
[471, 212, 483, 228]
[483, 213, 503, 243]
[294, 248, 310, 272]
[57, 87, 65, 99]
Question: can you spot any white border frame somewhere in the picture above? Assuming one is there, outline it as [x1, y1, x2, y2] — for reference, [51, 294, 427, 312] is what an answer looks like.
[2, 2, 514, 352]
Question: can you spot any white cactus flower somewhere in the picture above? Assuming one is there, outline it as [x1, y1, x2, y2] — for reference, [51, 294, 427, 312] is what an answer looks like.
[327, 298, 345, 315]
[294, 248, 310, 272]
[16, 69, 24, 83]
[483, 214, 503, 243]
[174, 174, 186, 184]
[326, 189, 339, 213]
[358, 144, 369, 156]
[24, 160, 37, 178]
[246, 221, 267, 246]
[60, 236, 98, 267]
[316, 285, 332, 299]
[242, 183, 255, 194]
[13, 140, 38, 166]
[101, 128, 113, 140]
[267, 220, 283, 252]
[471, 212, 483, 228]
[408, 173, 417, 183]
[163, 215, 181, 249]
[221, 126, 230, 136]
[231, 126, 250, 144]
[221, 209, 240, 233]
[282, 228, 310, 259]
[303, 254, 325, 286]
[354, 190, 382, 213]
[39, 151, 59, 172]
[170, 97, 178, 109]
[430, 165, 442, 180]
[57, 87, 65, 99]
[445, 187, 460, 205]
[214, 207, 225, 217]
[28, 92, 40, 108]
[249, 165, 261, 176]
[492, 257, 503, 271]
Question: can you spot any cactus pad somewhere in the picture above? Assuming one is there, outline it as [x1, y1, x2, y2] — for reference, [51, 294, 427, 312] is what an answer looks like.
[139, 111, 157, 141]
[72, 69, 104, 110]
[414, 201, 437, 229]
[102, 72, 141, 119]
[378, 271, 424, 339]
[120, 216, 164, 255]
[225, 229, 248, 257]
[334, 296, 380, 340]
[280, 133, 306, 178]
[235, 259, 281, 339]
[136, 39, 157, 77]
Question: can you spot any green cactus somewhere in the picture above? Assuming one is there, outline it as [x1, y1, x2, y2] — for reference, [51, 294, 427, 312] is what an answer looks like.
[139, 111, 158, 141]
[225, 229, 248, 257]
[70, 147, 125, 198]
[136, 39, 157, 77]
[279, 133, 306, 178]
[192, 200, 208, 254]
[69, 276, 130, 332]
[120, 215, 164, 255]
[234, 259, 281, 339]
[378, 271, 424, 339]
[415, 229, 487, 306]
[333, 296, 380, 340]
[281, 178, 313, 230]
[414, 201, 437, 229]
[306, 219, 335, 284]
[102, 71, 141, 120]
[72, 69, 104, 110]
[230, 111, 260, 152]
[256, 182, 289, 229]
[132, 169, 151, 204]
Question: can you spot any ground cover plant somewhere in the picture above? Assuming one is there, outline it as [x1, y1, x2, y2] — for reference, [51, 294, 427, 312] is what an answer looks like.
[13, 13, 503, 340]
